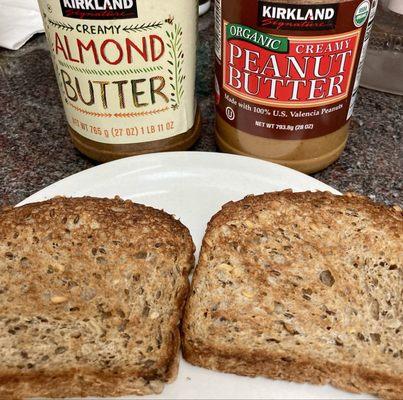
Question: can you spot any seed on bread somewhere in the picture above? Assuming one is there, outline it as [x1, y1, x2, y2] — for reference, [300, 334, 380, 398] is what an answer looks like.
[319, 270, 335, 287]
[20, 257, 30, 267]
[243, 220, 255, 229]
[54, 346, 67, 355]
[55, 264, 65, 272]
[370, 299, 380, 320]
[241, 290, 254, 298]
[50, 296, 67, 304]
[281, 321, 299, 335]
[218, 263, 233, 272]
[150, 312, 160, 320]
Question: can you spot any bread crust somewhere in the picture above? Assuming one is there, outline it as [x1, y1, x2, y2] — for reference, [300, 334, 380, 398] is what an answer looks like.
[0, 370, 167, 399]
[0, 196, 195, 399]
[183, 344, 402, 400]
[207, 191, 402, 231]
[182, 191, 403, 400]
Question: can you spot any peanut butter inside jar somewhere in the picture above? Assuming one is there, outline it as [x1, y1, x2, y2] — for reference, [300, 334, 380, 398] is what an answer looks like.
[216, 116, 348, 174]
[215, 0, 374, 173]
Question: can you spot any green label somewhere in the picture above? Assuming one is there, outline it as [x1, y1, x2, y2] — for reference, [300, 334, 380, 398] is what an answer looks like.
[226, 23, 289, 53]
[353, 0, 370, 27]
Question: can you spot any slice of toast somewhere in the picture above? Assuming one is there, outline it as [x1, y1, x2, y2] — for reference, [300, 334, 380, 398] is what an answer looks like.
[182, 191, 403, 399]
[0, 196, 194, 398]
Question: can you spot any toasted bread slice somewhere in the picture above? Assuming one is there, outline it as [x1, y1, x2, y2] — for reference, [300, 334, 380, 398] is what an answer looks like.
[183, 191, 403, 399]
[0, 196, 194, 398]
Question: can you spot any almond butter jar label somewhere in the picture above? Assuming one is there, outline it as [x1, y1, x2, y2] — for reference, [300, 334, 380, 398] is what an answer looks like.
[38, 0, 197, 144]
[215, 0, 378, 140]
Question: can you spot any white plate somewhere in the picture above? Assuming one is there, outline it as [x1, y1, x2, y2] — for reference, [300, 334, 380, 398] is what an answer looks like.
[19, 152, 372, 400]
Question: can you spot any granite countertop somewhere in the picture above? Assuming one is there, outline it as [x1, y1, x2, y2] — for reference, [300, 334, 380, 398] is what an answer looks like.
[0, 10, 402, 207]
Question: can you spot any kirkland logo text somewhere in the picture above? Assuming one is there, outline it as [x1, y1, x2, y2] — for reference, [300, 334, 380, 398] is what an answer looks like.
[258, 1, 339, 30]
[60, 0, 138, 20]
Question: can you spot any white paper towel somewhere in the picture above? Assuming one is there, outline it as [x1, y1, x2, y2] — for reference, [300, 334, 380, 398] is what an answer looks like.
[0, 0, 44, 50]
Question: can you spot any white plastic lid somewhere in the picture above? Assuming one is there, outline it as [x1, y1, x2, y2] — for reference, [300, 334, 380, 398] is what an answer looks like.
[388, 0, 403, 14]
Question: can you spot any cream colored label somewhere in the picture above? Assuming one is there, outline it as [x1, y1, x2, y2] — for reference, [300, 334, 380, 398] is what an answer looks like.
[38, 0, 197, 144]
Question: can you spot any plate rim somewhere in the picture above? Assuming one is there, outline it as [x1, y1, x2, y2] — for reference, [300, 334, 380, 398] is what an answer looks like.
[18, 151, 341, 206]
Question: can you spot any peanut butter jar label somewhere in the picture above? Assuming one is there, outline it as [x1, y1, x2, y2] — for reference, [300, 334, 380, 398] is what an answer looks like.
[38, 0, 197, 144]
[215, 0, 378, 140]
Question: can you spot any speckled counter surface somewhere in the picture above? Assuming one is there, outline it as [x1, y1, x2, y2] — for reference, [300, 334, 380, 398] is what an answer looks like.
[0, 11, 402, 206]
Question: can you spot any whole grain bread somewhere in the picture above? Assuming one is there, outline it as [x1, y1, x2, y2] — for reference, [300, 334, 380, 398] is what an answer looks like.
[0, 196, 195, 399]
[182, 191, 403, 399]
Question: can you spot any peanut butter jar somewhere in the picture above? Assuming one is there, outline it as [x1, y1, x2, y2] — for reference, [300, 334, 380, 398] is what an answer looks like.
[215, 0, 378, 173]
[38, 0, 200, 162]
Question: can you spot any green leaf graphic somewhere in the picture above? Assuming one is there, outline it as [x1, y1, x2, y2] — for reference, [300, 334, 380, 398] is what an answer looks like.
[165, 23, 186, 109]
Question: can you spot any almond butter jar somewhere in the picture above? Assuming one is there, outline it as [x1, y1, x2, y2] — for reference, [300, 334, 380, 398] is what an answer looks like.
[38, 0, 200, 162]
[214, 0, 378, 173]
